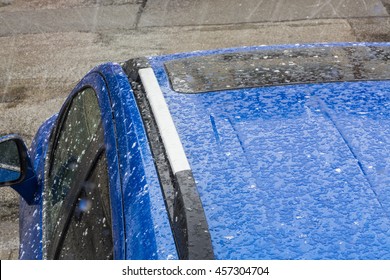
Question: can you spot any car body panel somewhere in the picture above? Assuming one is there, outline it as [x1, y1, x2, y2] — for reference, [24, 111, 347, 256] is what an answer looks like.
[9, 42, 390, 259]
[149, 42, 390, 259]
[65, 69, 127, 260]
[94, 64, 178, 259]
[18, 64, 177, 259]
[19, 114, 57, 259]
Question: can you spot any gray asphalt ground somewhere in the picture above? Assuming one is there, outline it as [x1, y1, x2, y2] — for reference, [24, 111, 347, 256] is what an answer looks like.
[0, 0, 389, 260]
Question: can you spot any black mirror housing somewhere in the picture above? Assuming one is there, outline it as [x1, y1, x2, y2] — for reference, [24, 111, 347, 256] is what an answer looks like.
[0, 135, 38, 204]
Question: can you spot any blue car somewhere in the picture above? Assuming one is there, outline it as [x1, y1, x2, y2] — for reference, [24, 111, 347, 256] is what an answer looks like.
[1, 43, 390, 260]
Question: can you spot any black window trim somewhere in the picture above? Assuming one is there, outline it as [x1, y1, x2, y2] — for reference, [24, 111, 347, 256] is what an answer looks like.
[46, 86, 95, 179]
[43, 86, 106, 259]
[47, 129, 107, 259]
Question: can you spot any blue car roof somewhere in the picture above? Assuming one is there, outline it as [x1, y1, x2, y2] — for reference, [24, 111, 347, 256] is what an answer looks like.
[146, 43, 390, 259]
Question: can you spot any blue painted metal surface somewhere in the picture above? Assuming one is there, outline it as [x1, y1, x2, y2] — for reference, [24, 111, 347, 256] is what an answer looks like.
[19, 114, 57, 259]
[12, 42, 390, 259]
[94, 64, 177, 259]
[67, 69, 127, 259]
[149, 42, 390, 259]
[17, 63, 177, 259]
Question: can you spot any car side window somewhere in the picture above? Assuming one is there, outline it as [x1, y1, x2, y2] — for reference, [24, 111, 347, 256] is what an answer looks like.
[57, 150, 113, 259]
[46, 88, 102, 242]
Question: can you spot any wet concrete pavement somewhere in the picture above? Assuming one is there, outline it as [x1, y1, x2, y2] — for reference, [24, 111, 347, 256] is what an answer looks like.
[0, 0, 389, 259]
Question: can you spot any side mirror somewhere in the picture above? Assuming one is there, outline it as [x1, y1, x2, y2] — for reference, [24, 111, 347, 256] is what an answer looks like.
[0, 135, 38, 204]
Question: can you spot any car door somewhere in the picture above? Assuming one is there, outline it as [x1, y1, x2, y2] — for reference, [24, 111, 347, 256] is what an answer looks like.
[43, 87, 113, 259]
[16, 63, 176, 260]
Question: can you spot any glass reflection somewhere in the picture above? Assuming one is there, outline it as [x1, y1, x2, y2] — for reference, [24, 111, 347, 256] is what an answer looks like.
[0, 139, 21, 183]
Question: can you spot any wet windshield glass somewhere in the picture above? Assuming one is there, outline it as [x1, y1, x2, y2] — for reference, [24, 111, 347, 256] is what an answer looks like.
[165, 46, 390, 93]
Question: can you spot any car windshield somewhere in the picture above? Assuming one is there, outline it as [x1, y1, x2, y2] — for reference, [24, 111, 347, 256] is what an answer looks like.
[165, 45, 390, 93]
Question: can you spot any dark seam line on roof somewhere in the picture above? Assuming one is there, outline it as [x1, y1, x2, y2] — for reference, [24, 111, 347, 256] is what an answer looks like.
[226, 116, 259, 187]
[226, 116, 252, 165]
[209, 114, 221, 143]
[318, 99, 387, 215]
[169, 78, 390, 95]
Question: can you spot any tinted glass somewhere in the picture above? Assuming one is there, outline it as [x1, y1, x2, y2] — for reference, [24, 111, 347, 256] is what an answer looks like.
[165, 46, 390, 93]
[58, 152, 113, 260]
[47, 88, 101, 239]
[0, 139, 21, 182]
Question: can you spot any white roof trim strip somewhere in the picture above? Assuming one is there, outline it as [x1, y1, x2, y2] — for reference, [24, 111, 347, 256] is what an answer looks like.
[139, 68, 191, 174]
